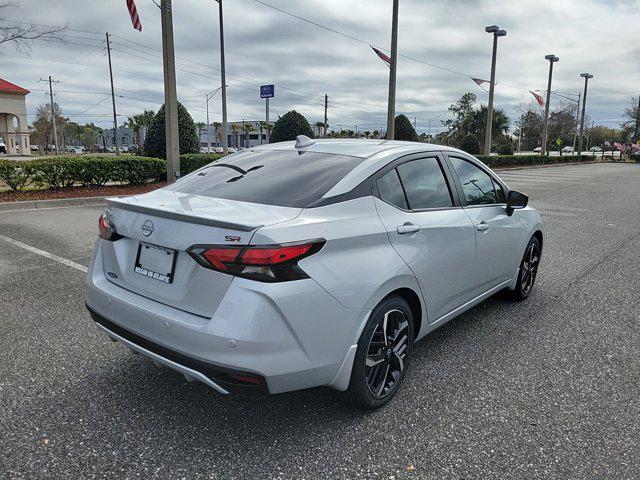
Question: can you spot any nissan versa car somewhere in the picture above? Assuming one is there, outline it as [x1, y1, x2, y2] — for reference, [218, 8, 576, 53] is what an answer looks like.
[86, 137, 543, 409]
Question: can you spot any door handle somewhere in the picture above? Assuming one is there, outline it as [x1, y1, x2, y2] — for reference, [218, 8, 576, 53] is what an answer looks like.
[475, 221, 490, 232]
[397, 223, 421, 234]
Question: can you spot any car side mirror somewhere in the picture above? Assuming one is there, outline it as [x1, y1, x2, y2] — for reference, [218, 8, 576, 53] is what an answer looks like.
[506, 190, 528, 216]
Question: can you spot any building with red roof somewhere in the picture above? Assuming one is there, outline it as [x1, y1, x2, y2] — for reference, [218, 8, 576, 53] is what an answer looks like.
[0, 77, 31, 155]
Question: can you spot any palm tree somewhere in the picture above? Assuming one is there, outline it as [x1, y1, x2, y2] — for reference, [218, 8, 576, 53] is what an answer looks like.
[258, 121, 269, 145]
[230, 123, 239, 148]
[315, 121, 325, 137]
[264, 122, 273, 143]
[125, 110, 155, 150]
[244, 123, 255, 148]
[212, 121, 222, 146]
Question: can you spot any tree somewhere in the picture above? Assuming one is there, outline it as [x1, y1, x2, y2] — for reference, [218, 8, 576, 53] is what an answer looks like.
[314, 121, 325, 137]
[460, 133, 480, 154]
[0, 1, 68, 53]
[125, 110, 155, 151]
[269, 110, 314, 143]
[212, 121, 222, 145]
[32, 103, 66, 152]
[621, 95, 639, 142]
[243, 123, 254, 148]
[514, 105, 543, 151]
[143, 102, 199, 159]
[394, 114, 418, 141]
[230, 123, 239, 147]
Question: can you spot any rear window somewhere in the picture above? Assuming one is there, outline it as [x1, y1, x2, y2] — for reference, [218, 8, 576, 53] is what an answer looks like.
[168, 150, 365, 207]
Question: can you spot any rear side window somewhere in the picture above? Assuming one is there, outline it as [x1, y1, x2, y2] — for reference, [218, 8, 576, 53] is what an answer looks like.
[168, 150, 365, 207]
[396, 158, 453, 209]
[449, 157, 501, 206]
[377, 170, 408, 209]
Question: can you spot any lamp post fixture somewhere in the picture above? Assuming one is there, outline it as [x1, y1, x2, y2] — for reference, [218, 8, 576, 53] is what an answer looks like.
[577, 73, 593, 155]
[540, 54, 559, 156]
[205, 85, 226, 152]
[483, 25, 507, 156]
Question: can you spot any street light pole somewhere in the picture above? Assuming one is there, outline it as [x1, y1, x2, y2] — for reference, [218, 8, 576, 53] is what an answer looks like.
[577, 73, 593, 155]
[214, 0, 229, 155]
[540, 54, 559, 156]
[483, 25, 506, 156]
[385, 0, 399, 140]
[205, 86, 225, 152]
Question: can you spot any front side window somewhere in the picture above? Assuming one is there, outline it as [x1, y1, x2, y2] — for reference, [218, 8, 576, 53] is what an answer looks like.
[450, 157, 500, 206]
[168, 150, 365, 208]
[396, 157, 453, 209]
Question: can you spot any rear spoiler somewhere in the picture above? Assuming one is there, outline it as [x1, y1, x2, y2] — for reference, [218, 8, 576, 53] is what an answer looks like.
[106, 198, 261, 232]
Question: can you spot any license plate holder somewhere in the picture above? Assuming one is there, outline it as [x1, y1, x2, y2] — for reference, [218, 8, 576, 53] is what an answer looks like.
[134, 241, 177, 284]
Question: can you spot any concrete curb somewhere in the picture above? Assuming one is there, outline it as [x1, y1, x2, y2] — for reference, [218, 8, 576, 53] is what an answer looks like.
[0, 196, 107, 212]
[493, 160, 607, 172]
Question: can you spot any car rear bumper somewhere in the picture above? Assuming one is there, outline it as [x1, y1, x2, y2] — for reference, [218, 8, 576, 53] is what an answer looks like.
[86, 239, 369, 394]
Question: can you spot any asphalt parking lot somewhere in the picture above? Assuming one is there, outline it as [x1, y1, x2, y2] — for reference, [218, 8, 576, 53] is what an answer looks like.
[1, 162, 639, 479]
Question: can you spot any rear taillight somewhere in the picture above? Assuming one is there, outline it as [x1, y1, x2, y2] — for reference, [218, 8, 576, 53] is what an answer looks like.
[98, 212, 121, 241]
[187, 240, 324, 282]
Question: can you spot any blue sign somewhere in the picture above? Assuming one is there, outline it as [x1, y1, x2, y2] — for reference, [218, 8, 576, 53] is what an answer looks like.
[260, 84, 274, 98]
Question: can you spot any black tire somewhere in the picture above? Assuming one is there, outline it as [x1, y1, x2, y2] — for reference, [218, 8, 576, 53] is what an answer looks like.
[509, 235, 541, 301]
[344, 295, 414, 410]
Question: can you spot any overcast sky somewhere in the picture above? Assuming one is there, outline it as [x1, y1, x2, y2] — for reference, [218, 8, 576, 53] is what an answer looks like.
[2, 0, 639, 134]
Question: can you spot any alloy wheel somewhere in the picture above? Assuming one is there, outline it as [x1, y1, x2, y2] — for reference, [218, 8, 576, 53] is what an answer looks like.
[521, 242, 539, 295]
[365, 309, 409, 398]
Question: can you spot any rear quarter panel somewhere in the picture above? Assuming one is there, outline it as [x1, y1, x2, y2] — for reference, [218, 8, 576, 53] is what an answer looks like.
[251, 196, 423, 314]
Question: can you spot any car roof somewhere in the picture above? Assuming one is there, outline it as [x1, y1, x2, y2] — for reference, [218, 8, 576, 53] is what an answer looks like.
[252, 138, 465, 159]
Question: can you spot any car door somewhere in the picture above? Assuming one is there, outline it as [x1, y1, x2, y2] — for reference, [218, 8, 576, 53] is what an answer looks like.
[445, 154, 522, 290]
[373, 153, 478, 324]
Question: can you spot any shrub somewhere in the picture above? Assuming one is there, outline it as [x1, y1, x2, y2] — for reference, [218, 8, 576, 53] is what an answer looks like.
[476, 154, 593, 168]
[180, 153, 223, 176]
[394, 114, 418, 142]
[0, 159, 35, 190]
[497, 142, 515, 155]
[460, 134, 480, 155]
[269, 110, 314, 143]
[0, 155, 165, 191]
[143, 102, 200, 159]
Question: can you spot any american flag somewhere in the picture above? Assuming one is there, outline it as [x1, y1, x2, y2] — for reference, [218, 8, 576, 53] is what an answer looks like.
[127, 0, 142, 32]
[530, 91, 545, 107]
[370, 46, 391, 67]
[471, 78, 490, 86]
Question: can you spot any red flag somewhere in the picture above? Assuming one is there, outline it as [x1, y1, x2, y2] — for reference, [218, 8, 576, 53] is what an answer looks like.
[127, 0, 142, 32]
[471, 78, 490, 86]
[530, 91, 545, 107]
[370, 46, 391, 67]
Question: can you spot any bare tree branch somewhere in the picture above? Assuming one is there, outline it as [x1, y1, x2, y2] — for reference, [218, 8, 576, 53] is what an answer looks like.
[0, 1, 69, 54]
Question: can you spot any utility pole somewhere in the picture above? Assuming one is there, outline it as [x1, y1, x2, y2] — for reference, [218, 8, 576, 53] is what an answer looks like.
[572, 95, 580, 151]
[323, 94, 328, 138]
[540, 54, 559, 156]
[385, 0, 399, 140]
[577, 73, 593, 155]
[483, 25, 506, 156]
[160, 0, 180, 182]
[215, 0, 229, 155]
[39, 76, 61, 154]
[206, 93, 211, 152]
[105, 33, 120, 156]
[634, 94, 640, 142]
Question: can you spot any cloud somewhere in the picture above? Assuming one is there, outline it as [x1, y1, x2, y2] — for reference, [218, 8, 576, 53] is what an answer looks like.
[2, 0, 638, 133]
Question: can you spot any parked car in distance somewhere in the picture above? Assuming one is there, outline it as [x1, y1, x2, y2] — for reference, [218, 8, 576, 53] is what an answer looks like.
[590, 146, 602, 152]
[214, 147, 224, 154]
[127, 144, 139, 153]
[533, 146, 542, 153]
[561, 146, 574, 153]
[30, 145, 40, 153]
[87, 137, 543, 409]
[89, 144, 105, 153]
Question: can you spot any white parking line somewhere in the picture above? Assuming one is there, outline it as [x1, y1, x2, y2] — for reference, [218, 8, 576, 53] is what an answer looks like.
[0, 234, 88, 273]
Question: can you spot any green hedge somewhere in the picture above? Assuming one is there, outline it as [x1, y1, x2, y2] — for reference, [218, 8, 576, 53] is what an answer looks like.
[0, 154, 223, 191]
[180, 153, 223, 175]
[476, 154, 593, 168]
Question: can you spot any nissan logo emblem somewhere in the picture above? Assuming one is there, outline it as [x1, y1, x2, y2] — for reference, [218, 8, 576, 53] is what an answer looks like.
[141, 220, 154, 237]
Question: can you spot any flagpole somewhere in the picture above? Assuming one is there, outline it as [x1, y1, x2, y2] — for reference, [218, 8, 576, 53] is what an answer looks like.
[385, 0, 399, 140]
